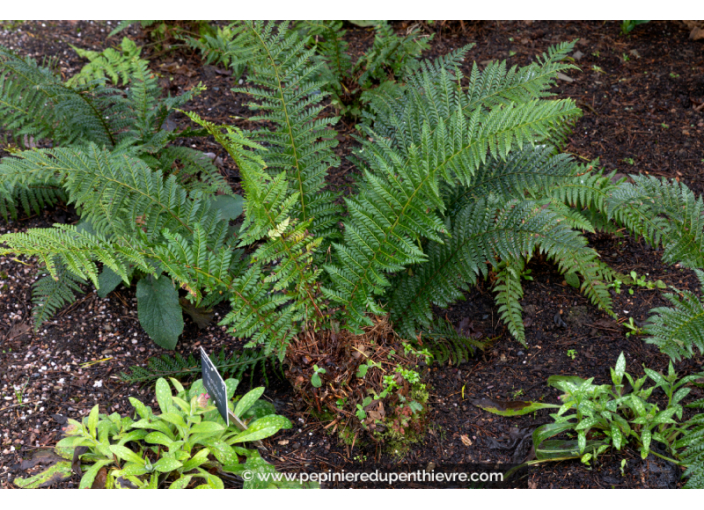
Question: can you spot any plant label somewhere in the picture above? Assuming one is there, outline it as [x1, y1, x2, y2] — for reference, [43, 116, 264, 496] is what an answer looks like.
[200, 346, 229, 427]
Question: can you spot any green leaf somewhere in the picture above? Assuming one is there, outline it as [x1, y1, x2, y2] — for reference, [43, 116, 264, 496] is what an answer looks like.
[79, 459, 113, 489]
[210, 194, 244, 221]
[87, 405, 100, 439]
[13, 461, 73, 488]
[153, 457, 183, 473]
[159, 411, 187, 429]
[564, 272, 580, 288]
[118, 462, 150, 477]
[613, 352, 626, 385]
[144, 431, 174, 447]
[182, 448, 211, 472]
[610, 423, 623, 450]
[136, 275, 184, 349]
[546, 375, 588, 393]
[230, 415, 292, 444]
[235, 387, 266, 418]
[169, 475, 193, 489]
[225, 378, 240, 400]
[241, 400, 277, 421]
[97, 266, 125, 298]
[190, 421, 225, 435]
[533, 421, 576, 449]
[471, 397, 559, 417]
[129, 397, 152, 420]
[109, 445, 144, 465]
[155, 378, 173, 414]
[641, 429, 652, 459]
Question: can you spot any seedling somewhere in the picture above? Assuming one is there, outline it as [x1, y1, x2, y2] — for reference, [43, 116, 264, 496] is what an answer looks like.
[592, 65, 606, 74]
[609, 279, 623, 294]
[623, 158, 635, 165]
[512, 388, 525, 399]
[661, 123, 670, 129]
[622, 53, 630, 62]
[566, 349, 577, 360]
[670, 72, 680, 79]
[311, 365, 327, 388]
[620, 459, 628, 477]
[14, 379, 29, 406]
[624, 317, 643, 337]
[356, 396, 373, 420]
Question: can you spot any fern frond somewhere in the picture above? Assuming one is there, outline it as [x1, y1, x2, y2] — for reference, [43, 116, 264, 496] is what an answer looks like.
[295, 20, 352, 89]
[676, 401, 704, 489]
[356, 21, 432, 87]
[493, 258, 527, 343]
[608, 175, 704, 270]
[31, 263, 85, 328]
[67, 37, 143, 87]
[227, 21, 342, 243]
[325, 126, 448, 331]
[0, 45, 124, 147]
[417, 316, 486, 365]
[464, 40, 578, 110]
[119, 348, 272, 386]
[388, 198, 611, 342]
[645, 270, 704, 361]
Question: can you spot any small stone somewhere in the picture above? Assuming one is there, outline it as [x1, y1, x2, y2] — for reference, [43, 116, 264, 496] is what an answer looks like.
[572, 50, 584, 60]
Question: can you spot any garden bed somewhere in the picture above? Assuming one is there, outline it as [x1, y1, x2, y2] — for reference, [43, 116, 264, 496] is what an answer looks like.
[1, 20, 703, 488]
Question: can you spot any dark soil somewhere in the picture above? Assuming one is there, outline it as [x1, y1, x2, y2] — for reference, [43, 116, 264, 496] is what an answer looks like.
[1, 20, 703, 489]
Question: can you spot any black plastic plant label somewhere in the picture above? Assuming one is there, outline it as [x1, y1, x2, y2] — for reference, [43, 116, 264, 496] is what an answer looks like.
[200, 346, 229, 427]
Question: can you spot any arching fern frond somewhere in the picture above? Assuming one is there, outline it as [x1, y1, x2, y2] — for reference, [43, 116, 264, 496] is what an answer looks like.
[644, 270, 704, 361]
[31, 262, 86, 328]
[227, 21, 342, 244]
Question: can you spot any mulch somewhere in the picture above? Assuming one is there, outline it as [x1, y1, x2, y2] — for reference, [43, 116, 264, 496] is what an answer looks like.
[0, 20, 703, 488]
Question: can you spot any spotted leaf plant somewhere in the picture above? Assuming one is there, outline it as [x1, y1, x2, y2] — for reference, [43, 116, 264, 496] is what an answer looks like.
[16, 378, 316, 489]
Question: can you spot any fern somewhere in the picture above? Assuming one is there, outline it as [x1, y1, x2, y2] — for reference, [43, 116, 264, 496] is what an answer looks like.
[416, 316, 487, 366]
[31, 263, 86, 328]
[67, 37, 143, 87]
[119, 348, 274, 387]
[644, 270, 704, 361]
[226, 21, 342, 245]
[677, 400, 704, 489]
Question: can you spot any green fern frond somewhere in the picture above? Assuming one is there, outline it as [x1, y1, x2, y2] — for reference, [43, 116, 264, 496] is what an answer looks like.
[676, 400, 704, 488]
[119, 348, 273, 386]
[608, 175, 704, 269]
[67, 37, 143, 87]
[31, 263, 85, 328]
[645, 270, 704, 361]
[464, 40, 578, 110]
[493, 258, 527, 343]
[357, 21, 432, 88]
[325, 126, 448, 331]
[388, 197, 611, 342]
[417, 316, 486, 365]
[0, 45, 124, 147]
[295, 20, 353, 89]
[226, 21, 342, 244]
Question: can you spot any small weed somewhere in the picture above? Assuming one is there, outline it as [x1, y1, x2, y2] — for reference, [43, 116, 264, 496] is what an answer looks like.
[622, 53, 630, 62]
[661, 123, 670, 129]
[311, 364, 327, 388]
[566, 349, 577, 360]
[623, 158, 635, 165]
[592, 65, 606, 74]
[670, 72, 680, 79]
[512, 388, 525, 399]
[624, 317, 644, 337]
